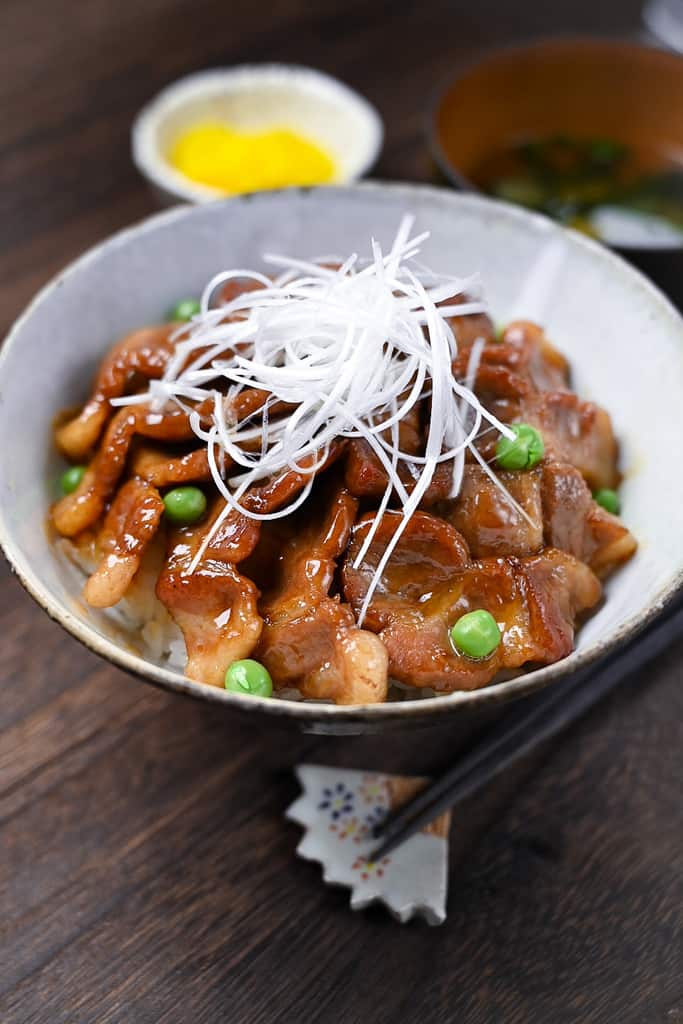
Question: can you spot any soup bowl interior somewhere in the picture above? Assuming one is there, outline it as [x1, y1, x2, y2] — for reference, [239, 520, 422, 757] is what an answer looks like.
[433, 38, 683, 309]
[1, 184, 682, 734]
[434, 39, 683, 196]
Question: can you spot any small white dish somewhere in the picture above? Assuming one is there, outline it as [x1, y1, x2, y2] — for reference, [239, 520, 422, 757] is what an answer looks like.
[287, 765, 451, 925]
[131, 64, 384, 204]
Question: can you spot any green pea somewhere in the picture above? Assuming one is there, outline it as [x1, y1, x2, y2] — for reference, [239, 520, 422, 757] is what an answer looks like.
[225, 659, 273, 698]
[589, 138, 626, 166]
[450, 610, 501, 660]
[594, 488, 620, 515]
[167, 297, 201, 322]
[162, 486, 207, 525]
[495, 423, 545, 471]
[60, 465, 87, 495]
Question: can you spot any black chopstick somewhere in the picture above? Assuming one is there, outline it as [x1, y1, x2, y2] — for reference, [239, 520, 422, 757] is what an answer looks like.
[371, 598, 683, 861]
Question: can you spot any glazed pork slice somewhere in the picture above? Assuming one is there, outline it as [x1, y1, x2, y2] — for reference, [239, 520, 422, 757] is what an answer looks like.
[442, 293, 497, 347]
[519, 391, 620, 492]
[441, 461, 636, 576]
[541, 462, 637, 577]
[52, 404, 198, 537]
[156, 449, 347, 687]
[156, 501, 263, 687]
[83, 478, 165, 608]
[214, 276, 269, 308]
[498, 321, 570, 393]
[480, 390, 620, 492]
[52, 387, 288, 539]
[131, 446, 212, 487]
[439, 464, 544, 558]
[55, 324, 179, 460]
[344, 441, 454, 506]
[344, 394, 454, 506]
[125, 387, 294, 489]
[255, 484, 388, 704]
[224, 386, 294, 426]
[342, 511, 601, 691]
[452, 320, 570, 401]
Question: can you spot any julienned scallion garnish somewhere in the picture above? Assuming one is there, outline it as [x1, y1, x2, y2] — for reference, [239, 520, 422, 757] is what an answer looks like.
[111, 216, 545, 626]
[224, 659, 273, 697]
[167, 297, 201, 323]
[495, 423, 545, 471]
[162, 486, 207, 525]
[450, 610, 501, 660]
[593, 488, 620, 515]
[60, 464, 86, 495]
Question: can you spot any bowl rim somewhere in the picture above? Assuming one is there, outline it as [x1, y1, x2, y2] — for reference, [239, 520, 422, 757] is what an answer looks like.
[429, 34, 683, 254]
[2, 180, 682, 723]
[131, 62, 385, 204]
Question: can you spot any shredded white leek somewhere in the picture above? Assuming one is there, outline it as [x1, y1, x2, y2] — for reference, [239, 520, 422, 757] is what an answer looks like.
[114, 217, 517, 622]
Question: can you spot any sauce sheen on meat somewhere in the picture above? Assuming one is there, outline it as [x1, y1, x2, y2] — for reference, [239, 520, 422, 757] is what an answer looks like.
[50, 291, 636, 703]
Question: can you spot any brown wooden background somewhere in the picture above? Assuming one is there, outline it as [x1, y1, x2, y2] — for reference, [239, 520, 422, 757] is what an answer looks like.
[1, 1, 681, 1021]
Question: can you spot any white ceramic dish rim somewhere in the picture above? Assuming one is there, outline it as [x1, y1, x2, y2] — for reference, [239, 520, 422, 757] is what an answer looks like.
[131, 64, 385, 204]
[1, 181, 682, 724]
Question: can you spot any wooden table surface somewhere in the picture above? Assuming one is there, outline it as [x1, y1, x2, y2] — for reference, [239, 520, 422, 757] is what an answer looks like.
[1, 1, 681, 1021]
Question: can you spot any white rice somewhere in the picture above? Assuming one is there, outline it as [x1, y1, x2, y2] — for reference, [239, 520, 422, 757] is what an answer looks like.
[57, 535, 187, 670]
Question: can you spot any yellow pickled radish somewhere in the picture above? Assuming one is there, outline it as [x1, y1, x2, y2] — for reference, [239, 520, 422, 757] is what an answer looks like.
[169, 121, 336, 194]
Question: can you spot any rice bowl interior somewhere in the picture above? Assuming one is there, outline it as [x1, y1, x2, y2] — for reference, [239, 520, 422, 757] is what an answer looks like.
[1, 185, 682, 731]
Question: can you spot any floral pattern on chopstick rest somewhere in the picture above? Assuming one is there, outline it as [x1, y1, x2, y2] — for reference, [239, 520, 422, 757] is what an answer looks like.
[286, 764, 451, 925]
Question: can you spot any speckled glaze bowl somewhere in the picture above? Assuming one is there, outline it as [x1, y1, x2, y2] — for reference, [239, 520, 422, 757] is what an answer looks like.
[1, 184, 682, 734]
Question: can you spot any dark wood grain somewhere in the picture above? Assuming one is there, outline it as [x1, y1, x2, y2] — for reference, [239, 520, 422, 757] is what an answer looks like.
[1, 1, 680, 1021]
